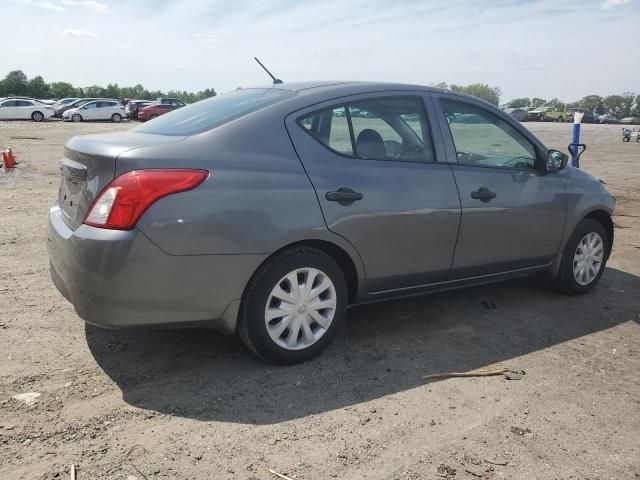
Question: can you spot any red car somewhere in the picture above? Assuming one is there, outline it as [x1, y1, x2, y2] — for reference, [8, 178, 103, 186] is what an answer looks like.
[137, 103, 178, 121]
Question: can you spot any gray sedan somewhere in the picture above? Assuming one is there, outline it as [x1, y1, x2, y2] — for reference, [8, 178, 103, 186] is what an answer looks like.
[47, 82, 615, 364]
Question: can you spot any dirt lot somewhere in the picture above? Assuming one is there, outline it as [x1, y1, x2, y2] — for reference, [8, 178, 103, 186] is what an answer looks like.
[0, 120, 639, 480]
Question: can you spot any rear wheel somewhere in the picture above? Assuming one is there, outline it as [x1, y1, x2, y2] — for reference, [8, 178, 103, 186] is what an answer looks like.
[111, 113, 122, 123]
[31, 111, 44, 122]
[557, 116, 564, 123]
[238, 247, 347, 364]
[72, 114, 83, 123]
[555, 219, 609, 294]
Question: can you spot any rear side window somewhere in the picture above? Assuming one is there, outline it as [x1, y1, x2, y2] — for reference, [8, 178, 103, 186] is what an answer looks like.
[16, 100, 33, 107]
[298, 96, 433, 162]
[441, 99, 537, 169]
[133, 88, 295, 136]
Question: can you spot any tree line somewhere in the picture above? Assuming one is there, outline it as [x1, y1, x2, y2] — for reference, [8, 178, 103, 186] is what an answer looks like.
[0, 70, 217, 104]
[434, 81, 639, 118]
[2, 70, 638, 118]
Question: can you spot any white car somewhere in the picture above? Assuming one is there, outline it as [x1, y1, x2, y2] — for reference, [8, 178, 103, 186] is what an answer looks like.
[62, 100, 126, 123]
[0, 98, 54, 122]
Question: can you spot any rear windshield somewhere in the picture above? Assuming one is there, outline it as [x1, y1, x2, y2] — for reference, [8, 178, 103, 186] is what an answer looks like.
[132, 88, 295, 136]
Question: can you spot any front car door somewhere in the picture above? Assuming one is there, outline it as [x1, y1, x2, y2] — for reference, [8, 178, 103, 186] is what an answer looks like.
[286, 93, 461, 293]
[15, 100, 35, 119]
[82, 102, 99, 120]
[432, 94, 566, 279]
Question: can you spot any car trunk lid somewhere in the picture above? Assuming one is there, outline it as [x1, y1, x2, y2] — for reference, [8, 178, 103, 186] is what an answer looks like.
[58, 131, 185, 230]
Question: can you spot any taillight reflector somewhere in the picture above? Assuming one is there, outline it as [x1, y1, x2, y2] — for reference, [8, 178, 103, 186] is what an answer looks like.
[84, 169, 208, 230]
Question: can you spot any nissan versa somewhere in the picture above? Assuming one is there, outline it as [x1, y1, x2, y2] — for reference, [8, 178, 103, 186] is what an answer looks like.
[47, 82, 615, 364]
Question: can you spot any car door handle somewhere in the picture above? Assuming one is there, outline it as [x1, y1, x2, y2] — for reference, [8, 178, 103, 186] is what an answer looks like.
[325, 187, 363, 204]
[470, 187, 497, 202]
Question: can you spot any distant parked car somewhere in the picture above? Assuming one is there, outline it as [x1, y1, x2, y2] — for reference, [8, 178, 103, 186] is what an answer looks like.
[125, 100, 154, 120]
[566, 108, 596, 124]
[0, 98, 54, 121]
[62, 100, 126, 123]
[528, 107, 565, 122]
[503, 107, 528, 122]
[620, 117, 640, 125]
[599, 114, 621, 124]
[157, 97, 186, 108]
[137, 103, 179, 121]
[54, 98, 105, 118]
[53, 98, 79, 109]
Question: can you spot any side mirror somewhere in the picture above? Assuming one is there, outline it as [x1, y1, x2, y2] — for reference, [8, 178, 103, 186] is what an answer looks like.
[546, 149, 568, 172]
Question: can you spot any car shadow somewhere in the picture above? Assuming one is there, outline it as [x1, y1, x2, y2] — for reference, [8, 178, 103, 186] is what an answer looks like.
[85, 267, 639, 424]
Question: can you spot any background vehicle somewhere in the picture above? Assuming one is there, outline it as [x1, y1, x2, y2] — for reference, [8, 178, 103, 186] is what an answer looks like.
[528, 106, 565, 122]
[599, 114, 621, 124]
[503, 107, 528, 122]
[137, 102, 178, 121]
[54, 98, 104, 118]
[125, 99, 154, 120]
[0, 98, 54, 121]
[52, 97, 79, 109]
[47, 82, 615, 364]
[566, 108, 596, 123]
[621, 117, 640, 125]
[62, 100, 126, 122]
[157, 97, 186, 108]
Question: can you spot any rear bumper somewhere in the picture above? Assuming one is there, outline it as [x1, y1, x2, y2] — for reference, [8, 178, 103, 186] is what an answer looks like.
[47, 202, 265, 333]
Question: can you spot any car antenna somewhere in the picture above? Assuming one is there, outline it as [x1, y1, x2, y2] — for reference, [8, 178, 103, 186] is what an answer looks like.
[254, 57, 283, 84]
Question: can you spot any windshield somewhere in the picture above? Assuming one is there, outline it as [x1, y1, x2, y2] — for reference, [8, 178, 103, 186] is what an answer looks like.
[132, 88, 295, 136]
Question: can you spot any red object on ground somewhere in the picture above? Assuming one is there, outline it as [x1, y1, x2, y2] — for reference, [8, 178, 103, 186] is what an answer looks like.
[2, 148, 17, 168]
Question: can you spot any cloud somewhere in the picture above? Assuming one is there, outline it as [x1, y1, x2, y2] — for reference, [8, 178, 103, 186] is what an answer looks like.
[59, 29, 98, 38]
[600, 0, 632, 9]
[195, 33, 221, 44]
[12, 0, 65, 11]
[62, 0, 109, 12]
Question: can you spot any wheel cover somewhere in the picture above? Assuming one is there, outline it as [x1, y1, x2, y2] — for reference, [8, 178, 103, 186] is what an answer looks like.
[265, 267, 336, 350]
[573, 232, 604, 286]
[33, 112, 43, 121]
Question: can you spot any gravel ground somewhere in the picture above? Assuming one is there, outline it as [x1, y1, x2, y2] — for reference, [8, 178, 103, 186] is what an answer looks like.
[0, 120, 638, 480]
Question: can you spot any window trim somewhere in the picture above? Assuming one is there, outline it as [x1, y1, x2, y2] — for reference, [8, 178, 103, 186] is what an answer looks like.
[296, 95, 437, 164]
[437, 96, 544, 172]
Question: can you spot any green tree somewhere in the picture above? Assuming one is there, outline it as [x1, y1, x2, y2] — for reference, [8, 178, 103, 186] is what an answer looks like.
[3, 70, 29, 96]
[508, 98, 530, 108]
[450, 83, 501, 105]
[531, 97, 546, 108]
[545, 98, 566, 111]
[49, 82, 77, 99]
[578, 95, 605, 114]
[633, 95, 640, 117]
[603, 93, 635, 117]
[28, 75, 50, 98]
[84, 85, 107, 97]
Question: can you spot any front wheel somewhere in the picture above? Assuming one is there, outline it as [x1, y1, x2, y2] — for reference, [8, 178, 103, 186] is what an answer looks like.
[31, 111, 45, 122]
[111, 113, 122, 123]
[557, 116, 564, 123]
[554, 219, 609, 294]
[238, 247, 348, 364]
[72, 114, 83, 123]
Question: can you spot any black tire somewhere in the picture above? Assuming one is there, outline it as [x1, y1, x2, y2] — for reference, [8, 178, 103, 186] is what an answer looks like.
[554, 219, 609, 294]
[557, 116, 564, 123]
[31, 111, 44, 122]
[238, 247, 348, 364]
[623, 136, 630, 142]
[539, 114, 545, 122]
[72, 114, 83, 123]
[111, 113, 122, 123]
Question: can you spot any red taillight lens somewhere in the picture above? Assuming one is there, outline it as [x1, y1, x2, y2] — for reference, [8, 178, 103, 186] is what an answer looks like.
[84, 169, 208, 230]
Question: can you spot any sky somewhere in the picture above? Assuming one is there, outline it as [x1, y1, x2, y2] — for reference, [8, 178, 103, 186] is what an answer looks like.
[1, 0, 639, 102]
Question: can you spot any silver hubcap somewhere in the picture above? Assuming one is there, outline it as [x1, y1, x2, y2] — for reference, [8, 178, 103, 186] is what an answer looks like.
[265, 267, 336, 350]
[573, 232, 604, 286]
[33, 113, 43, 121]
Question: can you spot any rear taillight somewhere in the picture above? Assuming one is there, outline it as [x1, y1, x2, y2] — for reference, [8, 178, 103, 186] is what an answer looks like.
[84, 169, 208, 230]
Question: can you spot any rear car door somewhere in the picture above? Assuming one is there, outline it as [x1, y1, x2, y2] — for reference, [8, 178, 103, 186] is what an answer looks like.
[433, 94, 566, 279]
[286, 93, 461, 293]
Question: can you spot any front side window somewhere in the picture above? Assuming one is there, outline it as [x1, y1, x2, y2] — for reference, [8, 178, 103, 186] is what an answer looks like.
[441, 99, 537, 169]
[1, 101, 17, 107]
[299, 96, 433, 162]
[84, 102, 97, 109]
